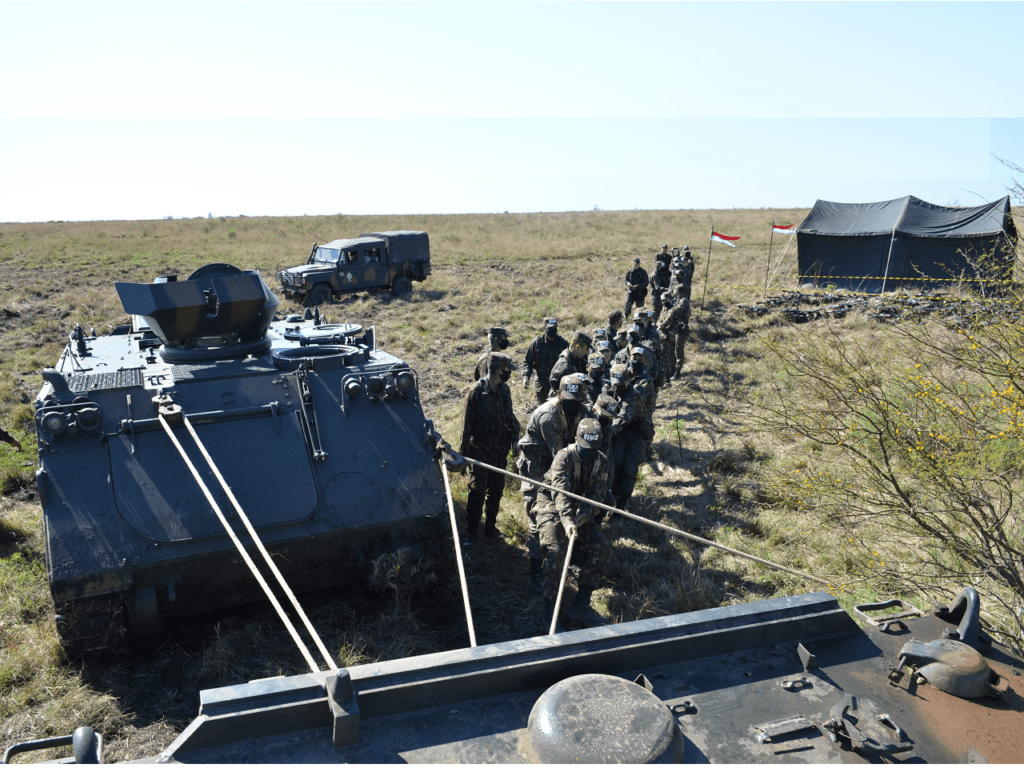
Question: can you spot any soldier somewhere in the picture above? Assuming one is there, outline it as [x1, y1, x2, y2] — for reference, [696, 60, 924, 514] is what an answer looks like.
[472, 326, 511, 381]
[517, 375, 587, 593]
[522, 318, 569, 405]
[650, 254, 672, 324]
[680, 247, 696, 302]
[637, 309, 664, 389]
[624, 257, 649, 318]
[535, 418, 613, 629]
[604, 364, 652, 508]
[459, 353, 520, 546]
[595, 339, 613, 367]
[658, 286, 690, 380]
[547, 330, 592, 394]
[604, 310, 625, 356]
[584, 352, 608, 404]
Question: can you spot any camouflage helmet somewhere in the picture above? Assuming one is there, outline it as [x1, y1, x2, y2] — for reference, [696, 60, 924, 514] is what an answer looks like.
[627, 323, 643, 340]
[588, 353, 605, 371]
[593, 327, 607, 340]
[559, 374, 585, 401]
[575, 418, 603, 450]
[486, 352, 513, 375]
[661, 291, 672, 303]
[633, 257, 641, 265]
[683, 246, 691, 252]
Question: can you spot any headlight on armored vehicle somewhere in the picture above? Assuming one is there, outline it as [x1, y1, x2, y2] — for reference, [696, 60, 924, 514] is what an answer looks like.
[76, 406, 102, 432]
[366, 376, 386, 398]
[40, 411, 67, 435]
[395, 371, 415, 393]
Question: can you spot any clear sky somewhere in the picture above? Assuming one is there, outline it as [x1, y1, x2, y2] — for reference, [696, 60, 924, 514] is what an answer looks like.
[1, 1, 1021, 222]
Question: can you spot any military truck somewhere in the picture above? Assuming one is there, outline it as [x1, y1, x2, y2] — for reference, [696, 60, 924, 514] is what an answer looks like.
[276, 230, 430, 305]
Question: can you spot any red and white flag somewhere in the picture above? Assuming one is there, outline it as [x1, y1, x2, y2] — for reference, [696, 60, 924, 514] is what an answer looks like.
[711, 231, 739, 247]
[773, 224, 795, 235]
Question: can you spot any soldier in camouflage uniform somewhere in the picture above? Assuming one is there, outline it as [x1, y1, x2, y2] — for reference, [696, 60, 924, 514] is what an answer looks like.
[649, 254, 672, 324]
[460, 353, 520, 546]
[472, 327, 511, 381]
[604, 310, 625, 357]
[522, 318, 569, 405]
[624, 257, 649, 318]
[658, 285, 690, 380]
[583, 352, 608, 405]
[547, 330, 592, 395]
[680, 247, 695, 302]
[535, 418, 613, 629]
[603, 363, 653, 508]
[517, 375, 587, 593]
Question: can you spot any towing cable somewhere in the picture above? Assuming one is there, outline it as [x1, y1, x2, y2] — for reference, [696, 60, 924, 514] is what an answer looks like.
[444, 450, 840, 592]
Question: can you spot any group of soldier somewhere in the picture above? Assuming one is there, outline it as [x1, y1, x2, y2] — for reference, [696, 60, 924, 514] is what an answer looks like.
[457, 244, 697, 631]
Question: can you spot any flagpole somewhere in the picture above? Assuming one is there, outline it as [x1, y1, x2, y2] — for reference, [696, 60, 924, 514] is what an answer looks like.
[765, 220, 775, 299]
[699, 226, 713, 319]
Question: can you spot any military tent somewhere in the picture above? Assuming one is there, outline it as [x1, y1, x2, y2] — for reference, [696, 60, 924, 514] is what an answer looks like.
[796, 195, 1017, 292]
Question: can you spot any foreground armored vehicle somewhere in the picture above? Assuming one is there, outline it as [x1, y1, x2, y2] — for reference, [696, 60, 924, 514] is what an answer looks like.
[8, 587, 1022, 763]
[33, 263, 444, 653]
[276, 230, 430, 305]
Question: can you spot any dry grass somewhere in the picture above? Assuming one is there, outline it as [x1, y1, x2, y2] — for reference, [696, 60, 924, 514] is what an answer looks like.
[1, 206, 1022, 759]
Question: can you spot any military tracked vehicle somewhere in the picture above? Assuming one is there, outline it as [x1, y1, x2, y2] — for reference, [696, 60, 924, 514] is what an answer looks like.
[33, 263, 445, 654]
[7, 587, 1023, 763]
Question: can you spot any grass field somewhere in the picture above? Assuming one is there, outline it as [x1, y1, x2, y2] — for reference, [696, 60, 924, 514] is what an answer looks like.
[1, 206, 1020, 760]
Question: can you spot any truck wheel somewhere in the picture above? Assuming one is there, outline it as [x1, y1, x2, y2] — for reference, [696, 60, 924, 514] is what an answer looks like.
[306, 283, 333, 307]
[391, 275, 412, 297]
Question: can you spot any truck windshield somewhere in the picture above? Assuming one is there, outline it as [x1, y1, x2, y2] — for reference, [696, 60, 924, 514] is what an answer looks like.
[313, 247, 340, 264]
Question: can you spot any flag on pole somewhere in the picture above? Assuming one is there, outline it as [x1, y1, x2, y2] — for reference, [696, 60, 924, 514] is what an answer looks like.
[711, 231, 739, 247]
[773, 224, 795, 235]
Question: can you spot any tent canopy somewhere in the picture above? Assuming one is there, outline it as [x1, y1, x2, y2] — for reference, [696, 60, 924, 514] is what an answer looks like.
[796, 195, 1017, 292]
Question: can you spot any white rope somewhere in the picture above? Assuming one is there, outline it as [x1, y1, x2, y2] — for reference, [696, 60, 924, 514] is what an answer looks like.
[182, 415, 336, 670]
[158, 413, 321, 674]
[458, 455, 838, 590]
[550, 533, 576, 635]
[441, 462, 477, 647]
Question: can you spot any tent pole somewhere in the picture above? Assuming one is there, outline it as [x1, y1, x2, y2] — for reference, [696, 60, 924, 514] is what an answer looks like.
[880, 226, 897, 295]
[699, 226, 713, 319]
[765, 220, 775, 298]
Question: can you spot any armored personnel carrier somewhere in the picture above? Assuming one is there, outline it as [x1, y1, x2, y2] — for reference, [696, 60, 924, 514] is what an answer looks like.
[33, 263, 445, 654]
[8, 587, 1023, 763]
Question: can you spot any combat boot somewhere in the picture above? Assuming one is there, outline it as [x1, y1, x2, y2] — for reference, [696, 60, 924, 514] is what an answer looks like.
[567, 586, 609, 627]
[543, 598, 565, 634]
[527, 558, 544, 595]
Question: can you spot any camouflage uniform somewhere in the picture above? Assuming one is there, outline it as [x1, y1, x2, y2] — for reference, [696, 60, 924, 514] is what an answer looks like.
[680, 254, 695, 302]
[517, 397, 574, 559]
[603, 379, 652, 507]
[649, 263, 672, 323]
[624, 260, 649, 318]
[523, 325, 569, 404]
[535, 444, 613, 600]
[658, 295, 690, 377]
[460, 359, 520, 540]
[547, 332, 592, 395]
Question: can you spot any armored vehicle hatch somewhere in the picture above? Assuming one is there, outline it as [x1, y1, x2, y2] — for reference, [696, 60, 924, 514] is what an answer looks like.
[34, 263, 444, 654]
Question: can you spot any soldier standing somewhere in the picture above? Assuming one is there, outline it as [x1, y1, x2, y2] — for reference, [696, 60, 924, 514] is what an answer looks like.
[584, 352, 608, 404]
[680, 247, 695, 302]
[522, 318, 569, 405]
[547, 330, 592, 394]
[459, 353, 520, 546]
[624, 257, 649, 318]
[658, 286, 690, 380]
[472, 326, 511, 381]
[603, 364, 652, 508]
[604, 310, 625, 356]
[650, 254, 672, 324]
[517, 375, 587, 593]
[535, 418, 613, 630]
